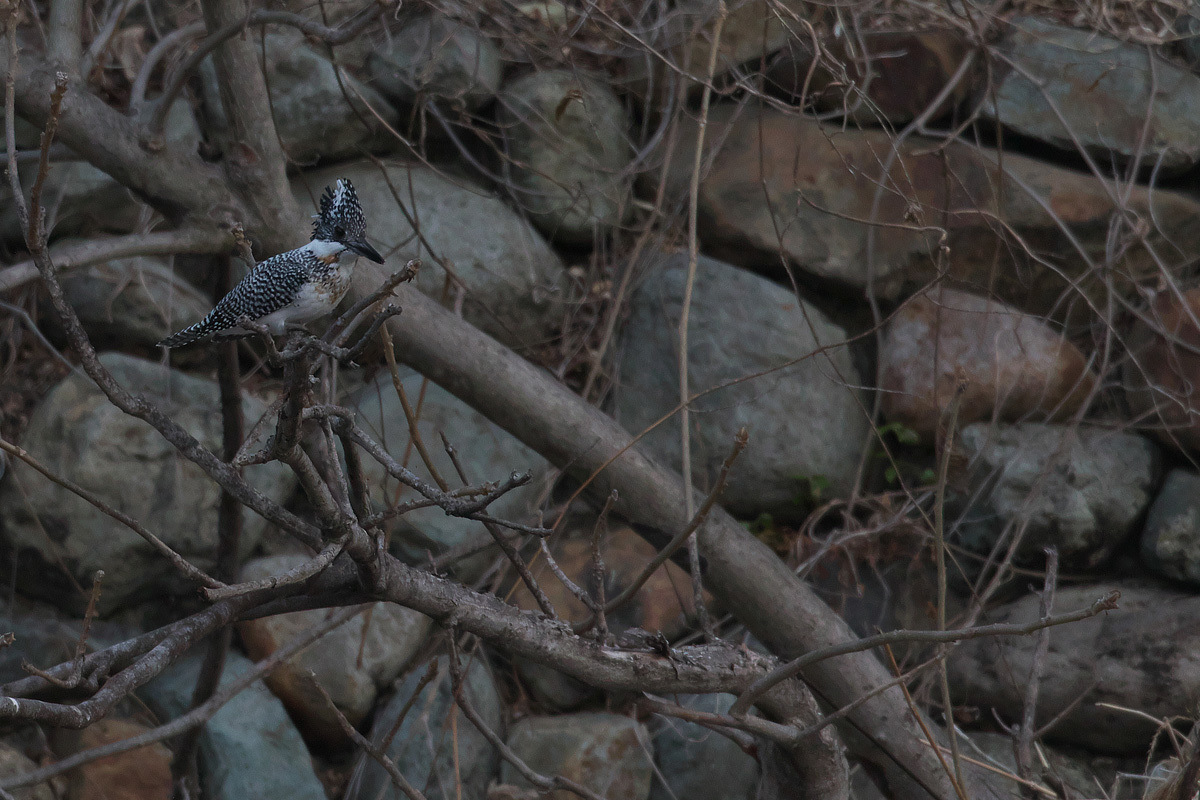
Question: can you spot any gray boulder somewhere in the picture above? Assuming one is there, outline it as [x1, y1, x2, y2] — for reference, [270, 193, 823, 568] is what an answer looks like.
[948, 582, 1200, 754]
[499, 70, 632, 244]
[236, 554, 432, 745]
[142, 650, 326, 800]
[353, 655, 502, 800]
[614, 253, 867, 519]
[0, 743, 54, 800]
[649, 694, 758, 800]
[368, 16, 501, 110]
[202, 32, 399, 163]
[0, 161, 143, 244]
[954, 423, 1159, 568]
[1178, 8, 1200, 70]
[963, 731, 1125, 799]
[46, 255, 210, 349]
[351, 368, 548, 581]
[982, 16, 1200, 172]
[501, 713, 652, 800]
[0, 353, 294, 613]
[293, 160, 566, 350]
[1141, 469, 1200, 584]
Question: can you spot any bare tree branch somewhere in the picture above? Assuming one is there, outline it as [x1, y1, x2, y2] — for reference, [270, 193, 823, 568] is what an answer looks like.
[0, 228, 229, 293]
[0, 591, 264, 728]
[0, 38, 237, 225]
[359, 267, 971, 799]
[45, 0, 83, 70]
[0, 606, 361, 792]
[196, 0, 306, 255]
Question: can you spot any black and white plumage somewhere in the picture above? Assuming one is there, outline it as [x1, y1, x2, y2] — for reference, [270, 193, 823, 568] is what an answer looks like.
[158, 179, 385, 348]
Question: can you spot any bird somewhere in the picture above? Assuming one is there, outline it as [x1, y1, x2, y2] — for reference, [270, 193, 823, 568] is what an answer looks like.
[157, 178, 385, 348]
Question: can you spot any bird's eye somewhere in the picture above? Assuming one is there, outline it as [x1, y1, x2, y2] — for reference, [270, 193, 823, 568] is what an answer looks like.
[333, 226, 345, 239]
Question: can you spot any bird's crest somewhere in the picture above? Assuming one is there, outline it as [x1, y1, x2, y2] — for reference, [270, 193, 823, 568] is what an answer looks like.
[311, 179, 367, 243]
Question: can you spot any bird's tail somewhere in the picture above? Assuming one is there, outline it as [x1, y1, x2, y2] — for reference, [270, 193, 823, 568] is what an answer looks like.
[157, 318, 217, 348]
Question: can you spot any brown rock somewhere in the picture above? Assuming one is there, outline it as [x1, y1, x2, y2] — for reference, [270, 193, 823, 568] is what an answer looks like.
[508, 525, 700, 637]
[500, 713, 652, 800]
[55, 719, 172, 800]
[662, 105, 1200, 317]
[621, 0, 807, 100]
[1124, 287, 1200, 451]
[236, 555, 432, 746]
[880, 287, 1095, 439]
[766, 29, 977, 125]
[507, 522, 703, 708]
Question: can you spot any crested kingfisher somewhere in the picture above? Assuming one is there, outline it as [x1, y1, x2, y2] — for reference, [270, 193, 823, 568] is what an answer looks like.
[158, 178, 385, 348]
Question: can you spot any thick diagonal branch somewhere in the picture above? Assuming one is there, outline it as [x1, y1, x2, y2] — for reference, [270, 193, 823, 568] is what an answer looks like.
[0, 41, 231, 222]
[198, 0, 306, 255]
[355, 264, 974, 800]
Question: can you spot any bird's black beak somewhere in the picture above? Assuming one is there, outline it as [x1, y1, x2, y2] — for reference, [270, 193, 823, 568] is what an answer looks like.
[348, 239, 385, 264]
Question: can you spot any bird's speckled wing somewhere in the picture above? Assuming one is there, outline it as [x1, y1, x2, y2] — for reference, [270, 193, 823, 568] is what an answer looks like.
[157, 249, 316, 347]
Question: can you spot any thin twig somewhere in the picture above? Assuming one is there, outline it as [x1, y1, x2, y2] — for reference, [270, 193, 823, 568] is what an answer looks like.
[145, 2, 385, 140]
[0, 299, 77, 372]
[327, 260, 419, 346]
[338, 419, 533, 520]
[1032, 678, 1099, 741]
[78, 0, 138, 77]
[129, 22, 205, 107]
[25, 73, 65, 247]
[885, 644, 970, 800]
[21, 570, 103, 688]
[5, 11, 33, 236]
[679, 0, 727, 644]
[577, 428, 746, 633]
[639, 694, 793, 749]
[202, 534, 348, 601]
[384, 326, 447, 490]
[923, 742, 1057, 799]
[537, 538, 599, 616]
[934, 385, 965, 793]
[439, 431, 556, 618]
[1014, 547, 1059, 791]
[309, 673, 428, 800]
[589, 491, 616, 642]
